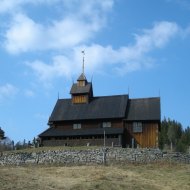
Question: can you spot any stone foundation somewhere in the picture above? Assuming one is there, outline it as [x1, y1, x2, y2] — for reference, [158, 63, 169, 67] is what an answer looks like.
[0, 148, 189, 166]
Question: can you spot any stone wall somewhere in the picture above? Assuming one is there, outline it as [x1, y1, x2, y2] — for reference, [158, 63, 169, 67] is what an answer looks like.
[0, 148, 190, 166]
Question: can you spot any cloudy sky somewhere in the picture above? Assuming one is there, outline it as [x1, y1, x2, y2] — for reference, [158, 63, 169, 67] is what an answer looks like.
[0, 0, 190, 142]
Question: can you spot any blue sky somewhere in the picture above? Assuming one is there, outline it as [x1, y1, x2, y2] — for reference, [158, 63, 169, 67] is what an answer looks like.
[0, 0, 190, 142]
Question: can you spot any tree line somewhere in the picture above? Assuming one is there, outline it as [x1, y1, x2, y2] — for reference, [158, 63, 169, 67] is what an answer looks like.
[0, 137, 39, 151]
[159, 117, 190, 153]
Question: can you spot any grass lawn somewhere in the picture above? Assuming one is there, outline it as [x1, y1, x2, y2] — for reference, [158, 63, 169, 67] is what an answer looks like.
[0, 163, 190, 190]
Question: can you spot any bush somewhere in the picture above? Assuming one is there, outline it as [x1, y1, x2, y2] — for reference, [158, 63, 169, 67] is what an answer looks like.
[175, 140, 187, 153]
[0, 143, 12, 151]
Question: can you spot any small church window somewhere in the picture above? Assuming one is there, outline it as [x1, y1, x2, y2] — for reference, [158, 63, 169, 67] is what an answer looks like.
[102, 122, 111, 128]
[73, 123, 81, 129]
[133, 122, 142, 133]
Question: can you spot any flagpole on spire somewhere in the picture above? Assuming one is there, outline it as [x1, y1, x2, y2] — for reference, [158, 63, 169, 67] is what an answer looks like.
[81, 50, 85, 75]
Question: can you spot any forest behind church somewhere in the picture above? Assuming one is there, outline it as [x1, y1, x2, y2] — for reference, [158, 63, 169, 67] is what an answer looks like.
[159, 118, 190, 153]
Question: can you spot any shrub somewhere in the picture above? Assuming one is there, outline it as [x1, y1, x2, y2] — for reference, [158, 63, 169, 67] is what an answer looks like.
[175, 140, 187, 153]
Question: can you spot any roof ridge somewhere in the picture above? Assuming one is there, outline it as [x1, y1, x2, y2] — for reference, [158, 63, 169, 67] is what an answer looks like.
[130, 97, 160, 100]
[57, 94, 128, 101]
[95, 94, 128, 98]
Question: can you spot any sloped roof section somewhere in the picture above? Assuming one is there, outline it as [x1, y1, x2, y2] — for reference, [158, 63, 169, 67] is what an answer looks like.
[49, 95, 128, 122]
[39, 127, 124, 137]
[126, 97, 160, 121]
[77, 73, 86, 81]
[70, 82, 92, 94]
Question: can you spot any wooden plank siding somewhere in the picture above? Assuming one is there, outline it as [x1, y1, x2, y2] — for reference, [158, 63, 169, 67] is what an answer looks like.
[53, 120, 124, 130]
[72, 95, 88, 104]
[42, 137, 121, 147]
[125, 122, 159, 148]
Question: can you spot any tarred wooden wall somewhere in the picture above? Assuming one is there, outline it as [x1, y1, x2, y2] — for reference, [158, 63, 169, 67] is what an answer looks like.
[125, 122, 159, 148]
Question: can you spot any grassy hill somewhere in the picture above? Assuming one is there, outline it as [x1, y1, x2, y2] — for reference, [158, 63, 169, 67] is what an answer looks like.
[0, 163, 190, 190]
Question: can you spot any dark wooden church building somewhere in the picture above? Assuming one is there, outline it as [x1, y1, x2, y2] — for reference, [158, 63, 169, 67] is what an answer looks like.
[39, 60, 160, 148]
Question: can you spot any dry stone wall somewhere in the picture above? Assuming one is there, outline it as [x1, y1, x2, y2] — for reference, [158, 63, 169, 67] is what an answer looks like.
[0, 148, 190, 166]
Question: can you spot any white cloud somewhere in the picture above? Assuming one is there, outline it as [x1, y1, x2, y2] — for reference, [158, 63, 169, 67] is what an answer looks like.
[24, 89, 35, 97]
[26, 21, 181, 82]
[1, 1, 186, 83]
[0, 83, 18, 101]
[89, 21, 179, 74]
[5, 14, 43, 54]
[26, 55, 75, 83]
[3, 0, 114, 54]
[5, 14, 90, 53]
[0, 0, 20, 14]
[135, 21, 179, 50]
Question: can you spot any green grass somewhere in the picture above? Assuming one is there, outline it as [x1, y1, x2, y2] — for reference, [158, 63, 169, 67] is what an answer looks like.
[0, 163, 189, 190]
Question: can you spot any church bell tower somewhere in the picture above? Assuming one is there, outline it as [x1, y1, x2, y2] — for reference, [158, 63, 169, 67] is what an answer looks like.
[70, 51, 93, 104]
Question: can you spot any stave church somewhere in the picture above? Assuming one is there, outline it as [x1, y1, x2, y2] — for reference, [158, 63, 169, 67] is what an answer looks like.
[39, 53, 160, 148]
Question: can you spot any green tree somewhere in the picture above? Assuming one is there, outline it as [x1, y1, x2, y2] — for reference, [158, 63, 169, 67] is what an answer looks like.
[176, 138, 187, 153]
[176, 126, 190, 153]
[159, 118, 183, 151]
[167, 124, 175, 151]
[159, 117, 169, 149]
[167, 120, 183, 151]
[183, 126, 190, 145]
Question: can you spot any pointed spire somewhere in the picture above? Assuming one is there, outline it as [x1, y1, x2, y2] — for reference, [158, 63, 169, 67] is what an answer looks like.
[81, 50, 85, 75]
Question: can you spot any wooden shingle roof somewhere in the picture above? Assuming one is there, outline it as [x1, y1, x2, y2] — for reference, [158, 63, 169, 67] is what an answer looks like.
[126, 97, 160, 121]
[49, 95, 129, 122]
[39, 127, 124, 137]
[70, 82, 92, 94]
[77, 73, 86, 81]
